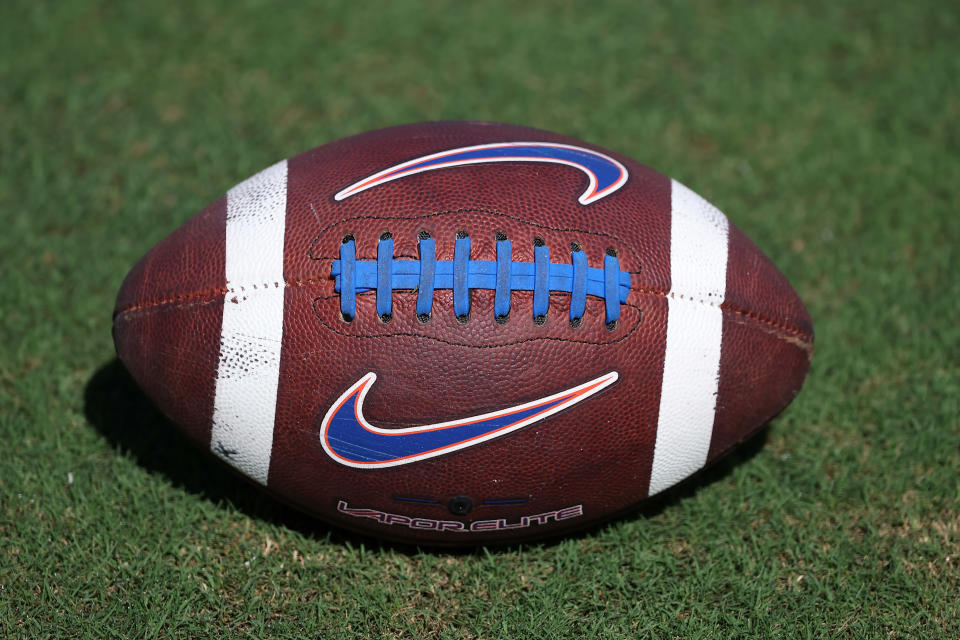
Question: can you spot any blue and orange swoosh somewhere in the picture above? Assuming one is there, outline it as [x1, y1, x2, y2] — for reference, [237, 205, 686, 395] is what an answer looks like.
[319, 371, 619, 468]
[334, 142, 628, 205]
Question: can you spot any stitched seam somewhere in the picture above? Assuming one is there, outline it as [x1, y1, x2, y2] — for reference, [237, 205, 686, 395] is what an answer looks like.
[625, 284, 811, 342]
[113, 277, 327, 317]
[724, 304, 812, 342]
[114, 276, 812, 344]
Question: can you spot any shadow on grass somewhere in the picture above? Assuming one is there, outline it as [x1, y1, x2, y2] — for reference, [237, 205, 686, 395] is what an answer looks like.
[84, 358, 769, 555]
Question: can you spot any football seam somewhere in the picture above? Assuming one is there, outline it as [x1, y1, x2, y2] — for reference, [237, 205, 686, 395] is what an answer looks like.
[113, 276, 327, 318]
[114, 278, 813, 350]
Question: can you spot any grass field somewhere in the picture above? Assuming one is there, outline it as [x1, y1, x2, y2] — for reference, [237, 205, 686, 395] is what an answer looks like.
[2, 1, 958, 637]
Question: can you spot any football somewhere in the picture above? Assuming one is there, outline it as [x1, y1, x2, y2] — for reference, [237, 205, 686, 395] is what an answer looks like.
[113, 121, 813, 545]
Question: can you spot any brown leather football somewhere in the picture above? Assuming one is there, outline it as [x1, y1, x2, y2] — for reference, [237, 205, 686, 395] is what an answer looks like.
[113, 121, 813, 545]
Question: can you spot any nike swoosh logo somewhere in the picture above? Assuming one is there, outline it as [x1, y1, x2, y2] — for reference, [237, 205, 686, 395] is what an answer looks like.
[319, 371, 619, 468]
[334, 142, 629, 205]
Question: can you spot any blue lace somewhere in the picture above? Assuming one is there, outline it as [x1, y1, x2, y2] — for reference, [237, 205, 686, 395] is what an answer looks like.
[332, 235, 630, 324]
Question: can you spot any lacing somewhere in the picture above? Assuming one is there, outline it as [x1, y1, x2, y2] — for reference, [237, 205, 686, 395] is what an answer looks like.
[331, 234, 630, 326]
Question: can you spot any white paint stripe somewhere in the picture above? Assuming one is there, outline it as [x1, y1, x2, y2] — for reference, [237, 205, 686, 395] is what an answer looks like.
[211, 160, 288, 485]
[648, 179, 729, 496]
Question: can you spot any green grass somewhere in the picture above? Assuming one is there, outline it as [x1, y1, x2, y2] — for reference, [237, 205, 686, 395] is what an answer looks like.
[2, 0, 958, 637]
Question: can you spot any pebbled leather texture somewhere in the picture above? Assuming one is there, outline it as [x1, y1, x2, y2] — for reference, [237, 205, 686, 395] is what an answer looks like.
[113, 121, 813, 545]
